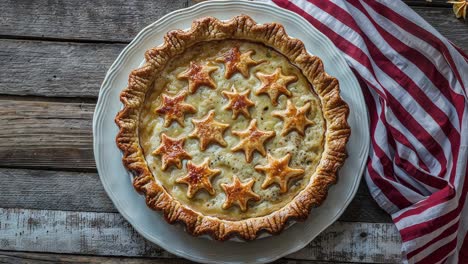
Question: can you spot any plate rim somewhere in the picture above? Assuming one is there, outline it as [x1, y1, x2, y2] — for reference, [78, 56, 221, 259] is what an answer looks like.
[93, 1, 370, 263]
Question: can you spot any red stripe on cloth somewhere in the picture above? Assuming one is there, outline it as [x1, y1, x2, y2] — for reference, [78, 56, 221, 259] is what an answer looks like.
[367, 158, 415, 209]
[273, 1, 385, 99]
[374, 103, 426, 196]
[387, 125, 431, 173]
[349, 0, 465, 131]
[416, 237, 457, 264]
[395, 156, 448, 190]
[393, 185, 455, 224]
[358, 73, 432, 174]
[359, 0, 463, 189]
[406, 221, 459, 259]
[311, 0, 464, 121]
[295, 0, 452, 176]
[365, 1, 466, 91]
[311, 0, 460, 167]
[399, 166, 468, 242]
[272, 0, 468, 261]
[459, 234, 468, 263]
[279, 0, 449, 171]
[450, 41, 468, 60]
[359, 71, 414, 208]
[277, 0, 463, 203]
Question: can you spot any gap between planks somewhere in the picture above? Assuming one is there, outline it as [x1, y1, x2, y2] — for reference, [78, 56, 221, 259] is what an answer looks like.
[0, 0, 463, 44]
[0, 208, 402, 263]
[0, 97, 391, 222]
[0, 167, 391, 223]
[0, 250, 363, 264]
[0, 8, 466, 99]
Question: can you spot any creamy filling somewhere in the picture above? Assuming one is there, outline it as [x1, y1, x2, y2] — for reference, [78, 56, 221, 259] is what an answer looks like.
[139, 40, 325, 220]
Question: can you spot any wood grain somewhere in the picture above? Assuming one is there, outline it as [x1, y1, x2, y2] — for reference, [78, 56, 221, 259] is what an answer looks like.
[412, 7, 468, 47]
[0, 39, 124, 98]
[0, 251, 356, 264]
[0, 167, 390, 223]
[0, 0, 465, 46]
[0, 1, 461, 262]
[404, 0, 451, 7]
[0, 169, 114, 213]
[0, 99, 95, 170]
[0, 98, 390, 222]
[1, 24, 466, 100]
[0, 208, 402, 263]
[0, 0, 188, 42]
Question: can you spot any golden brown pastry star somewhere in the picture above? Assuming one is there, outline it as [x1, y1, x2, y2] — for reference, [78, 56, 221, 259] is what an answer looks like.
[222, 86, 256, 119]
[231, 119, 275, 163]
[216, 46, 264, 79]
[255, 153, 305, 193]
[189, 110, 230, 150]
[272, 100, 315, 136]
[176, 158, 221, 198]
[152, 134, 192, 170]
[177, 61, 218, 94]
[255, 68, 297, 106]
[155, 91, 196, 127]
[221, 175, 261, 212]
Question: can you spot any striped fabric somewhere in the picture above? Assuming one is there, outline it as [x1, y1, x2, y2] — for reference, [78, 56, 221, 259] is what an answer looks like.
[270, 0, 468, 263]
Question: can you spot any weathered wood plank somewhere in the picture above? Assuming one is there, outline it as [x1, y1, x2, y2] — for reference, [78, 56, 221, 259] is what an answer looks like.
[0, 99, 95, 170]
[0, 251, 355, 264]
[0, 169, 114, 213]
[0, 98, 390, 222]
[0, 251, 185, 264]
[341, 187, 392, 223]
[0, 39, 124, 98]
[0, 168, 391, 223]
[404, 0, 451, 7]
[0, 0, 188, 42]
[0, 208, 402, 263]
[0, 0, 465, 48]
[1, 15, 466, 99]
[412, 7, 468, 48]
[0, 252, 361, 264]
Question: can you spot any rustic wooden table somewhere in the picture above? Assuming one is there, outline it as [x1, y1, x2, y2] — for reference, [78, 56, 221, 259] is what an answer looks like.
[0, 1, 466, 263]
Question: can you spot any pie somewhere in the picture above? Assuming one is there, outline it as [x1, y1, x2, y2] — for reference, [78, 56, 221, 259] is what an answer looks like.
[115, 15, 350, 241]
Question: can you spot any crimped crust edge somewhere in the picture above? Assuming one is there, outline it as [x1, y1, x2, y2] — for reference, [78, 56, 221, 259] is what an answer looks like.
[115, 15, 351, 241]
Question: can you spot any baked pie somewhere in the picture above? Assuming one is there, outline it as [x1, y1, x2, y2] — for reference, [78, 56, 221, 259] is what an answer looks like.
[115, 15, 350, 241]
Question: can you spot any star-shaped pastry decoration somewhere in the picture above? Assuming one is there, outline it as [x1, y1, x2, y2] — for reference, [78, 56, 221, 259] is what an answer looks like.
[255, 153, 305, 193]
[177, 61, 218, 94]
[272, 100, 315, 136]
[152, 134, 192, 170]
[216, 46, 264, 79]
[231, 119, 275, 163]
[222, 86, 256, 119]
[221, 175, 261, 212]
[176, 158, 221, 198]
[255, 68, 297, 106]
[189, 110, 230, 150]
[155, 91, 196, 127]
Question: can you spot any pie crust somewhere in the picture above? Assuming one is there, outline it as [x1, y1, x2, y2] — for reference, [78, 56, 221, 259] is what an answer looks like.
[115, 15, 350, 241]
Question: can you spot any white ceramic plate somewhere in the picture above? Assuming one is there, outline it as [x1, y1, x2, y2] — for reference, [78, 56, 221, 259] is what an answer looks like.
[93, 1, 369, 263]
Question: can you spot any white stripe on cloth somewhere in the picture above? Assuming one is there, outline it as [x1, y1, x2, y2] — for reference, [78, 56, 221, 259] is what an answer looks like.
[361, 1, 466, 97]
[351, 2, 461, 132]
[268, 0, 468, 263]
[377, 1, 468, 93]
[288, 0, 453, 176]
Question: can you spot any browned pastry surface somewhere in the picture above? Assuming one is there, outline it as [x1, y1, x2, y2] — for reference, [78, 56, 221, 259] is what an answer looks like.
[115, 15, 350, 241]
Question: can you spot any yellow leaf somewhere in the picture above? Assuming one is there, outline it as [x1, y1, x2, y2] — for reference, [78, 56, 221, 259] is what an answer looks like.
[447, 0, 467, 20]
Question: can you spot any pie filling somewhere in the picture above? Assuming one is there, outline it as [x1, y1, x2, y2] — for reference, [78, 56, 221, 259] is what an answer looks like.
[139, 40, 325, 221]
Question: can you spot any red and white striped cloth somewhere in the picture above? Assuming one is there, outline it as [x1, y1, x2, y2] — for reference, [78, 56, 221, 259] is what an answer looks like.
[270, 0, 468, 263]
